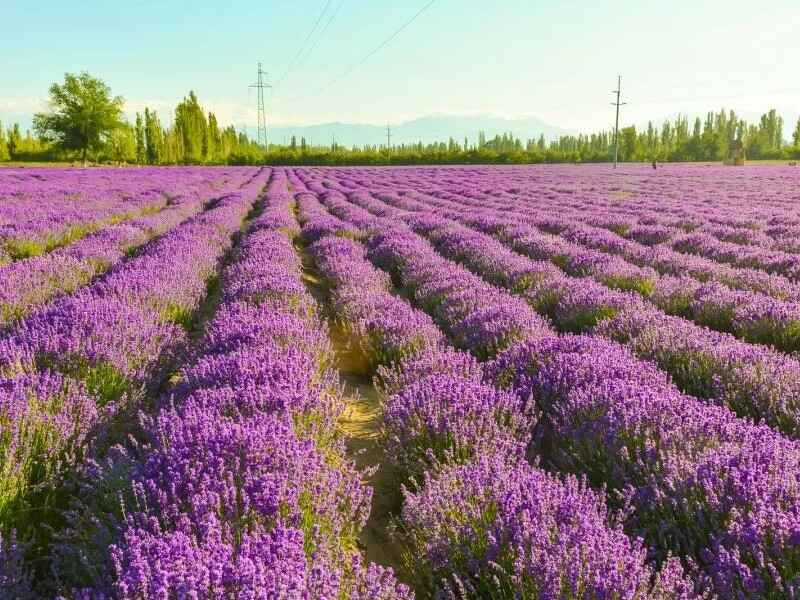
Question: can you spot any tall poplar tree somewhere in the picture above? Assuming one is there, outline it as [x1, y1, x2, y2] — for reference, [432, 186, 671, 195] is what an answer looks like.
[174, 91, 207, 163]
[793, 118, 800, 148]
[7, 124, 22, 158]
[0, 122, 9, 160]
[135, 113, 146, 164]
[144, 108, 164, 164]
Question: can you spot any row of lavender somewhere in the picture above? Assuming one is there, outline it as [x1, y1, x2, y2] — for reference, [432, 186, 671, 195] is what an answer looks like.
[293, 181, 695, 598]
[0, 167, 250, 263]
[353, 169, 800, 354]
[335, 165, 800, 297]
[323, 176, 800, 439]
[367, 164, 800, 245]
[55, 170, 411, 598]
[296, 168, 800, 598]
[0, 169, 268, 596]
[0, 168, 262, 325]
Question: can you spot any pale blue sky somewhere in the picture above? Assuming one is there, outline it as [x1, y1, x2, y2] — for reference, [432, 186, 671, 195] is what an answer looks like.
[2, 1, 798, 132]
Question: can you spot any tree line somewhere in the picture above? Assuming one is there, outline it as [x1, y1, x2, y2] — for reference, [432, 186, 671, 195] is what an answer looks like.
[1, 72, 799, 165]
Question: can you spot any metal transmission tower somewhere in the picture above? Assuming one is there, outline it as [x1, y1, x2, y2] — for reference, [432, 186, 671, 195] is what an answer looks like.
[249, 63, 272, 147]
[611, 75, 626, 169]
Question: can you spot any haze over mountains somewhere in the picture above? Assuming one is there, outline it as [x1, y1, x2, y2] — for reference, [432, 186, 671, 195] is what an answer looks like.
[265, 113, 575, 147]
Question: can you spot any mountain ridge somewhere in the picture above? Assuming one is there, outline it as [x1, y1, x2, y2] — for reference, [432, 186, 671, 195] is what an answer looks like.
[265, 113, 575, 147]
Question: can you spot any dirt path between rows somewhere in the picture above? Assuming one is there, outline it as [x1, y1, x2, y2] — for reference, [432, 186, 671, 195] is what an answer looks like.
[299, 250, 407, 580]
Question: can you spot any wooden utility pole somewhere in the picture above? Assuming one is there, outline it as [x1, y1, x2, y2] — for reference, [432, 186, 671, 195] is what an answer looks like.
[611, 75, 626, 169]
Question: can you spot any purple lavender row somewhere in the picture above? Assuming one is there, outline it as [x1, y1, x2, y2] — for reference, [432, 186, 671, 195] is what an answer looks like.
[0, 167, 252, 261]
[0, 191, 210, 326]
[0, 171, 269, 594]
[298, 193, 443, 372]
[297, 184, 694, 598]
[315, 173, 800, 597]
[380, 352, 695, 599]
[388, 211, 800, 438]
[487, 335, 800, 598]
[84, 172, 409, 598]
[309, 192, 554, 361]
[336, 186, 800, 429]
[384, 179, 800, 304]
[434, 210, 800, 355]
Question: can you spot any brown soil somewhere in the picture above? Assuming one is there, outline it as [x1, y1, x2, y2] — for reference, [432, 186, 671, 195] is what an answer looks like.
[296, 239, 407, 578]
[338, 373, 405, 571]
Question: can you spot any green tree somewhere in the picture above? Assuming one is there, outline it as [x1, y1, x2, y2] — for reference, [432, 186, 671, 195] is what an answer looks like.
[135, 113, 146, 164]
[7, 123, 22, 158]
[174, 91, 207, 163]
[207, 112, 221, 161]
[793, 117, 800, 148]
[33, 72, 124, 165]
[104, 123, 137, 163]
[619, 126, 638, 161]
[0, 122, 9, 160]
[144, 108, 164, 164]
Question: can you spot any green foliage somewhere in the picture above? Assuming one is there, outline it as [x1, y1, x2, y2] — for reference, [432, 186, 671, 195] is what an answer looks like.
[4, 238, 46, 260]
[6, 81, 800, 166]
[134, 113, 146, 164]
[33, 72, 125, 164]
[7, 123, 22, 157]
[0, 121, 9, 160]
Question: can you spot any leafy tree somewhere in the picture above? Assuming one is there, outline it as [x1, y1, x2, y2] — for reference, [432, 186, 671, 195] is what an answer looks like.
[174, 91, 207, 163]
[793, 118, 800, 148]
[144, 108, 164, 164]
[135, 113, 146, 164]
[619, 126, 638, 161]
[33, 72, 124, 165]
[7, 123, 22, 158]
[104, 123, 137, 163]
[207, 112, 221, 161]
[0, 122, 9, 160]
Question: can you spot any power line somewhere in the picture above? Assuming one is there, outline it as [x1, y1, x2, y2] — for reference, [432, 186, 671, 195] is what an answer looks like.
[275, 0, 436, 105]
[275, 0, 333, 89]
[291, 0, 345, 78]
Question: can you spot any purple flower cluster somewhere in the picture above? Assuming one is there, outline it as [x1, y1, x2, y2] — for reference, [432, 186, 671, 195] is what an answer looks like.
[487, 333, 800, 598]
[366, 225, 553, 359]
[341, 188, 800, 437]
[297, 180, 697, 598]
[0, 166, 251, 261]
[301, 195, 444, 372]
[373, 346, 694, 598]
[0, 169, 261, 324]
[89, 172, 410, 598]
[402, 457, 695, 599]
[0, 168, 269, 594]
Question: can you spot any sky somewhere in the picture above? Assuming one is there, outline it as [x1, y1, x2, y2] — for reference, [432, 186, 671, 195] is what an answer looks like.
[2, 0, 799, 134]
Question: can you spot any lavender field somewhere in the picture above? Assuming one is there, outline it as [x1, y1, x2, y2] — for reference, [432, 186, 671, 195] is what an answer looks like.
[2, 163, 800, 598]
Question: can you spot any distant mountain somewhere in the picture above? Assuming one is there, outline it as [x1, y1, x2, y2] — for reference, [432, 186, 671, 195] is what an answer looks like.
[266, 114, 574, 147]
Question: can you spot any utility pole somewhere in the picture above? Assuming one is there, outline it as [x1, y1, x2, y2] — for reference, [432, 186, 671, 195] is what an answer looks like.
[249, 62, 272, 147]
[611, 75, 626, 169]
[386, 124, 392, 152]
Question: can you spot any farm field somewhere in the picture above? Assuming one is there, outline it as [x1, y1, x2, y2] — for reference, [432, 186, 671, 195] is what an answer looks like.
[2, 163, 800, 598]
